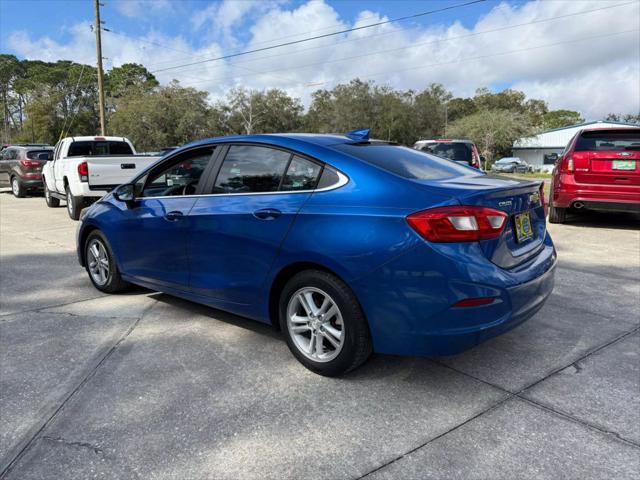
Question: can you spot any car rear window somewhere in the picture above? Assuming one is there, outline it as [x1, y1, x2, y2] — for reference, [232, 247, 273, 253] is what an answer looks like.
[419, 142, 472, 164]
[332, 143, 475, 180]
[575, 130, 640, 151]
[68, 141, 133, 156]
[26, 150, 52, 160]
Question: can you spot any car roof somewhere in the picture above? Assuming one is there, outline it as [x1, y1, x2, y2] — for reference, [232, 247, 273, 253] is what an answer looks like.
[183, 133, 385, 151]
[65, 136, 130, 142]
[578, 126, 640, 134]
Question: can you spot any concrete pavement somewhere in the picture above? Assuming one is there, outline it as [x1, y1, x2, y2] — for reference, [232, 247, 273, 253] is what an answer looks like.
[1, 192, 638, 479]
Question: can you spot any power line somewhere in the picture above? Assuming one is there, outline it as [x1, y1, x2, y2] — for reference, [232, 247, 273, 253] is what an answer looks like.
[167, 1, 636, 83]
[176, 29, 639, 91]
[150, 0, 487, 73]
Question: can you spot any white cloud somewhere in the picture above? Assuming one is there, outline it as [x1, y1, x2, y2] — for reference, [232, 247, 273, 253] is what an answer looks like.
[113, 0, 172, 19]
[7, 0, 640, 119]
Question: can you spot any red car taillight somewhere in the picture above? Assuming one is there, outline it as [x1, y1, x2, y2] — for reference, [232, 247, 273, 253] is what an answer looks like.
[559, 155, 574, 173]
[406, 205, 508, 242]
[78, 161, 88, 182]
[19, 160, 40, 168]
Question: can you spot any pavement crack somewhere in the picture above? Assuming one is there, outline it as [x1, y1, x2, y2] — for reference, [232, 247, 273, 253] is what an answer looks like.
[0, 300, 156, 478]
[41, 436, 104, 455]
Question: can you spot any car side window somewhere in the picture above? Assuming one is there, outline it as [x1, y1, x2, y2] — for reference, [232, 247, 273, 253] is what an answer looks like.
[140, 147, 214, 198]
[213, 145, 291, 194]
[281, 155, 322, 191]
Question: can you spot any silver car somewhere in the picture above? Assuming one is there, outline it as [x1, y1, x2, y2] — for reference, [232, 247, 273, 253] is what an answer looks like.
[492, 157, 531, 173]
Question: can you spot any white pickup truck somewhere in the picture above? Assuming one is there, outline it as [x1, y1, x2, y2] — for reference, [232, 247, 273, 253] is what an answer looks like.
[43, 136, 160, 219]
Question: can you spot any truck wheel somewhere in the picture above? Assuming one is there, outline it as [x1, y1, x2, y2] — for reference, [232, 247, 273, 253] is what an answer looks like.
[11, 177, 25, 198]
[44, 182, 60, 207]
[548, 204, 566, 224]
[66, 187, 83, 221]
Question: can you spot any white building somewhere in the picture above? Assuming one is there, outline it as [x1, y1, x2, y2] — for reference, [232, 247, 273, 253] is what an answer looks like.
[512, 121, 638, 172]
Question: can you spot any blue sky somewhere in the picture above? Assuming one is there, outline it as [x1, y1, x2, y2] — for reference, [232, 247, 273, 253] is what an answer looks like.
[1, 0, 638, 118]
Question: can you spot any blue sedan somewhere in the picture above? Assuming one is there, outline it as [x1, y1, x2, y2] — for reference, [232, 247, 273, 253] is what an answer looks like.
[77, 130, 556, 376]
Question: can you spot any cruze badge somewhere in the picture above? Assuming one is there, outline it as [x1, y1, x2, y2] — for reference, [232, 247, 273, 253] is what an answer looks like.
[499, 200, 512, 208]
[529, 192, 540, 204]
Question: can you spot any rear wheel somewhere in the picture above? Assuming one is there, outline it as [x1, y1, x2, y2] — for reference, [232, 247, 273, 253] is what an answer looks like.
[279, 270, 372, 376]
[44, 182, 60, 207]
[11, 177, 25, 198]
[548, 204, 566, 223]
[66, 187, 83, 220]
[85, 231, 129, 293]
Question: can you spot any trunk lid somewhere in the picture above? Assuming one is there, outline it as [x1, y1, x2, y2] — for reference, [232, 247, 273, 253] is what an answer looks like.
[412, 174, 546, 269]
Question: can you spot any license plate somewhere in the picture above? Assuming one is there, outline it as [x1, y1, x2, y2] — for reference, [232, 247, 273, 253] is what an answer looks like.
[514, 212, 533, 243]
[612, 160, 635, 170]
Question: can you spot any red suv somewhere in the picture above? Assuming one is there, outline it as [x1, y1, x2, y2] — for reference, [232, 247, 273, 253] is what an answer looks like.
[549, 127, 640, 223]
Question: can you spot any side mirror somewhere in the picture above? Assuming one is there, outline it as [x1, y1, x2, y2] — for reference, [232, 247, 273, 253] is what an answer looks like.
[38, 152, 53, 161]
[113, 183, 135, 202]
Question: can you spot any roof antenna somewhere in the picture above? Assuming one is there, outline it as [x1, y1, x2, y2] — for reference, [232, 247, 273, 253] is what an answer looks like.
[346, 128, 370, 141]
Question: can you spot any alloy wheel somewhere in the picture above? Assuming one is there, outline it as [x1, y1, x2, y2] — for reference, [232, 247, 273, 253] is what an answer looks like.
[11, 178, 19, 196]
[67, 191, 73, 215]
[286, 287, 345, 362]
[87, 238, 110, 286]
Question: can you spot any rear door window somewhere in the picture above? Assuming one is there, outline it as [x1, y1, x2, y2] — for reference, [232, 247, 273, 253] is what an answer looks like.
[575, 130, 640, 151]
[213, 145, 291, 193]
[332, 143, 474, 180]
[281, 155, 322, 191]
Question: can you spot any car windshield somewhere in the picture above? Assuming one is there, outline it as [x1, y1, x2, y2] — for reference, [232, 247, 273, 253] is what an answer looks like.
[26, 149, 53, 160]
[496, 159, 516, 164]
[419, 142, 472, 163]
[68, 141, 133, 156]
[332, 143, 476, 180]
[575, 130, 640, 151]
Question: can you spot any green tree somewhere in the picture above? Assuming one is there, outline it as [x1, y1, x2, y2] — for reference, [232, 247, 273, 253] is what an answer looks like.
[543, 109, 584, 129]
[448, 109, 534, 163]
[105, 63, 159, 98]
[109, 81, 211, 151]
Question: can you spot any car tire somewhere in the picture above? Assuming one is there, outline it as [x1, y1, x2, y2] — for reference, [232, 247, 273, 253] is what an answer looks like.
[84, 230, 130, 293]
[548, 204, 566, 224]
[279, 270, 372, 376]
[66, 187, 83, 220]
[11, 177, 25, 198]
[44, 182, 60, 207]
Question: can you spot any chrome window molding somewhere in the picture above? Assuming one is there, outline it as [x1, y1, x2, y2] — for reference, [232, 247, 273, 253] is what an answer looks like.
[136, 170, 348, 201]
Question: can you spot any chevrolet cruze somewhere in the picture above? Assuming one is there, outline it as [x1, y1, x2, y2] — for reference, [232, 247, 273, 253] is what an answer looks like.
[77, 131, 556, 376]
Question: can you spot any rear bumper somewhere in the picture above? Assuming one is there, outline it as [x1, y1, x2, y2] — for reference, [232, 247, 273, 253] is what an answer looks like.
[19, 178, 44, 190]
[352, 235, 557, 357]
[553, 174, 640, 209]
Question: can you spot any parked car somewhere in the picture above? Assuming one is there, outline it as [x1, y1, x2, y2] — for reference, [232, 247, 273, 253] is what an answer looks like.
[77, 130, 555, 376]
[42, 136, 160, 220]
[413, 139, 483, 169]
[492, 157, 531, 173]
[0, 145, 53, 197]
[549, 127, 640, 223]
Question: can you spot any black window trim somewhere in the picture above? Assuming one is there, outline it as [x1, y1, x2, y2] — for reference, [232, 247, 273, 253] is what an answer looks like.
[130, 141, 348, 200]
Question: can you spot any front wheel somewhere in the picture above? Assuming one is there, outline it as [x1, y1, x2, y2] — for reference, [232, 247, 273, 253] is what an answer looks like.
[44, 182, 60, 207]
[85, 231, 130, 293]
[66, 187, 83, 220]
[11, 177, 25, 198]
[279, 270, 372, 376]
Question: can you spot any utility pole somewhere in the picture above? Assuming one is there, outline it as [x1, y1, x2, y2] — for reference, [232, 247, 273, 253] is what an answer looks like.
[94, 0, 106, 135]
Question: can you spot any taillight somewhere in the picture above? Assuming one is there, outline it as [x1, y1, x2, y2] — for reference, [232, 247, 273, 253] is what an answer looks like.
[78, 161, 88, 182]
[560, 155, 574, 173]
[19, 160, 40, 168]
[406, 205, 508, 242]
[539, 182, 547, 215]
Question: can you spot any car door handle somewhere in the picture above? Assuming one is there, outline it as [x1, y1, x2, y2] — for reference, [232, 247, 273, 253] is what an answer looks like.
[164, 211, 184, 222]
[253, 208, 282, 220]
